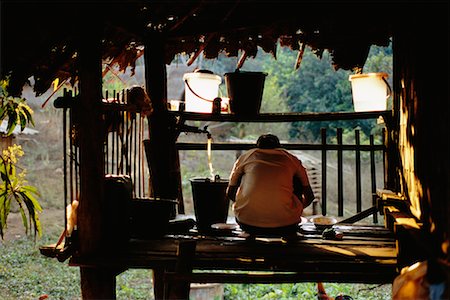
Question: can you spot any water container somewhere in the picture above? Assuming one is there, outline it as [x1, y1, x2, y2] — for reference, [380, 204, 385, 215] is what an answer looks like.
[349, 72, 391, 112]
[224, 70, 267, 117]
[190, 177, 230, 232]
[183, 71, 222, 113]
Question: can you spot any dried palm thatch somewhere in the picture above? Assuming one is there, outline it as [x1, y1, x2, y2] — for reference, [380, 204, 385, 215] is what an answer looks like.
[2, 1, 394, 96]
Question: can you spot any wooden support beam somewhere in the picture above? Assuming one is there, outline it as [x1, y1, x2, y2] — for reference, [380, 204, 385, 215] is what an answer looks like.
[80, 268, 117, 299]
[165, 240, 197, 299]
[76, 9, 117, 299]
[77, 7, 105, 257]
[144, 33, 181, 215]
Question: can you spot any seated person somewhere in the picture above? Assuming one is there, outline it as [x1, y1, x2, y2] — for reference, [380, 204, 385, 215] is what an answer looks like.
[226, 134, 315, 237]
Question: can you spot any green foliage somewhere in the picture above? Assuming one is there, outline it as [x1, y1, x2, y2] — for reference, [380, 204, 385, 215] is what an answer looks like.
[0, 78, 35, 136]
[223, 282, 392, 299]
[0, 235, 154, 299]
[0, 145, 42, 239]
[0, 78, 42, 240]
[0, 236, 80, 299]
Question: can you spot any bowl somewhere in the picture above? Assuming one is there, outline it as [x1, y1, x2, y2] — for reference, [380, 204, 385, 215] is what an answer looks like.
[310, 216, 338, 230]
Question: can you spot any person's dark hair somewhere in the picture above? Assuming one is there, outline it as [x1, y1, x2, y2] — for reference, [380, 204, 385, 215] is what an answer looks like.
[256, 134, 281, 149]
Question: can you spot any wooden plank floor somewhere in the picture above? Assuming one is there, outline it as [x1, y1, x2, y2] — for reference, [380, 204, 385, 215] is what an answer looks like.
[70, 223, 398, 284]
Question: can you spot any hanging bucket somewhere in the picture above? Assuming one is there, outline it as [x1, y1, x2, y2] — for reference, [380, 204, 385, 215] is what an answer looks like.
[224, 70, 267, 117]
[183, 70, 222, 113]
[349, 72, 391, 112]
[190, 177, 230, 232]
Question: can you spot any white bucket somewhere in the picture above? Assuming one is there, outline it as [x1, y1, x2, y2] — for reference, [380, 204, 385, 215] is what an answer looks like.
[349, 72, 391, 112]
[183, 72, 222, 113]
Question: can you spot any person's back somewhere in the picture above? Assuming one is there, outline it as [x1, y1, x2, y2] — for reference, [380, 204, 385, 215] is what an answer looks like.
[227, 134, 315, 236]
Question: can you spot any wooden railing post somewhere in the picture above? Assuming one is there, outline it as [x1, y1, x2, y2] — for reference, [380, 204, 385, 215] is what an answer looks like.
[370, 134, 378, 223]
[321, 128, 327, 216]
[355, 129, 362, 213]
[337, 128, 344, 216]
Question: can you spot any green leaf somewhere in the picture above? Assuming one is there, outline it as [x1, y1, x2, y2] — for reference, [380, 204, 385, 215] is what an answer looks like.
[19, 189, 42, 212]
[21, 103, 35, 125]
[0, 107, 5, 120]
[6, 112, 18, 136]
[18, 203, 29, 235]
[19, 111, 27, 131]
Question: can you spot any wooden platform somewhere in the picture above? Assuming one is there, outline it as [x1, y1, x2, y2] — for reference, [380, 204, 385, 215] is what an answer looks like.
[70, 222, 398, 284]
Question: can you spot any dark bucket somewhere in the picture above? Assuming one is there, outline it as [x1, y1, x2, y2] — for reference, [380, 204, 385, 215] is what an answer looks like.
[129, 198, 178, 239]
[190, 178, 230, 232]
[224, 71, 267, 117]
[104, 174, 132, 247]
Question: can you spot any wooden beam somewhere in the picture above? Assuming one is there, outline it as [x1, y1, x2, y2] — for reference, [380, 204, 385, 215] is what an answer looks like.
[165, 240, 197, 299]
[170, 110, 390, 122]
[77, 10, 105, 257]
[80, 267, 117, 299]
[144, 33, 181, 216]
[77, 10, 116, 299]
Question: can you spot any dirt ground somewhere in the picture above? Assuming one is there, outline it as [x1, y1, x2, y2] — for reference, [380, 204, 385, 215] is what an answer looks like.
[2, 208, 64, 242]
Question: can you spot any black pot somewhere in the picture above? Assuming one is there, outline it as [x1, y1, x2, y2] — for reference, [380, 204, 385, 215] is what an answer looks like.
[129, 198, 178, 239]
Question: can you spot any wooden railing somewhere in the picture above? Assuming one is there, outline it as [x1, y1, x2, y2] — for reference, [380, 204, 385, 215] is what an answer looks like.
[58, 90, 390, 224]
[175, 111, 390, 223]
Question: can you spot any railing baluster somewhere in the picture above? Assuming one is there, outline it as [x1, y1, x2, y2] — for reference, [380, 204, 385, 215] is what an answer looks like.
[337, 128, 343, 216]
[321, 128, 327, 216]
[74, 87, 79, 200]
[115, 92, 120, 174]
[133, 115, 138, 198]
[138, 116, 143, 197]
[63, 96, 68, 236]
[120, 90, 125, 174]
[355, 129, 362, 213]
[370, 134, 378, 223]
[382, 127, 386, 188]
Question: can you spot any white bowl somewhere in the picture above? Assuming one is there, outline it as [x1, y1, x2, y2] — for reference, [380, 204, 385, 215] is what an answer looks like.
[211, 223, 238, 230]
[310, 216, 338, 230]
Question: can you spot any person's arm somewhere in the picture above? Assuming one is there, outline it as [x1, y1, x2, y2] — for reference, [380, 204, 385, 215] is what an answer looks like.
[227, 157, 243, 202]
[226, 185, 239, 202]
[301, 185, 315, 208]
[293, 176, 315, 207]
[293, 158, 315, 207]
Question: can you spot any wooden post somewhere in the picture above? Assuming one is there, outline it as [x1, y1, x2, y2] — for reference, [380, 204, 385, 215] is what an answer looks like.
[144, 32, 180, 213]
[337, 128, 343, 216]
[80, 268, 117, 300]
[76, 10, 116, 299]
[165, 240, 197, 299]
[143, 32, 184, 298]
[321, 128, 327, 216]
[393, 4, 449, 284]
[355, 129, 362, 213]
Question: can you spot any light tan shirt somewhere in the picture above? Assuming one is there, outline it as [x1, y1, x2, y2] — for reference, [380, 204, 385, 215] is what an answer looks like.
[228, 148, 311, 228]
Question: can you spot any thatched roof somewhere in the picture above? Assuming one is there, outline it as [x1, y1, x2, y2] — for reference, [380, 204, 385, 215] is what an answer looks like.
[0, 0, 433, 96]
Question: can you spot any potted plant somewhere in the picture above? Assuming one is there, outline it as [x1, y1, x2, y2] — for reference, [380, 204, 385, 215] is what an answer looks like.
[0, 77, 42, 239]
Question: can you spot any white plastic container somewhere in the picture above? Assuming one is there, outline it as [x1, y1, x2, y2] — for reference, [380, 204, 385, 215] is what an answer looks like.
[183, 72, 222, 113]
[349, 72, 391, 112]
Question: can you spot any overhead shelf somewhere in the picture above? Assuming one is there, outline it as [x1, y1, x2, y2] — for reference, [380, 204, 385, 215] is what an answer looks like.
[170, 110, 391, 122]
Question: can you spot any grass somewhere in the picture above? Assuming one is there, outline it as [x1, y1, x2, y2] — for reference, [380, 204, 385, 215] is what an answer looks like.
[0, 235, 80, 299]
